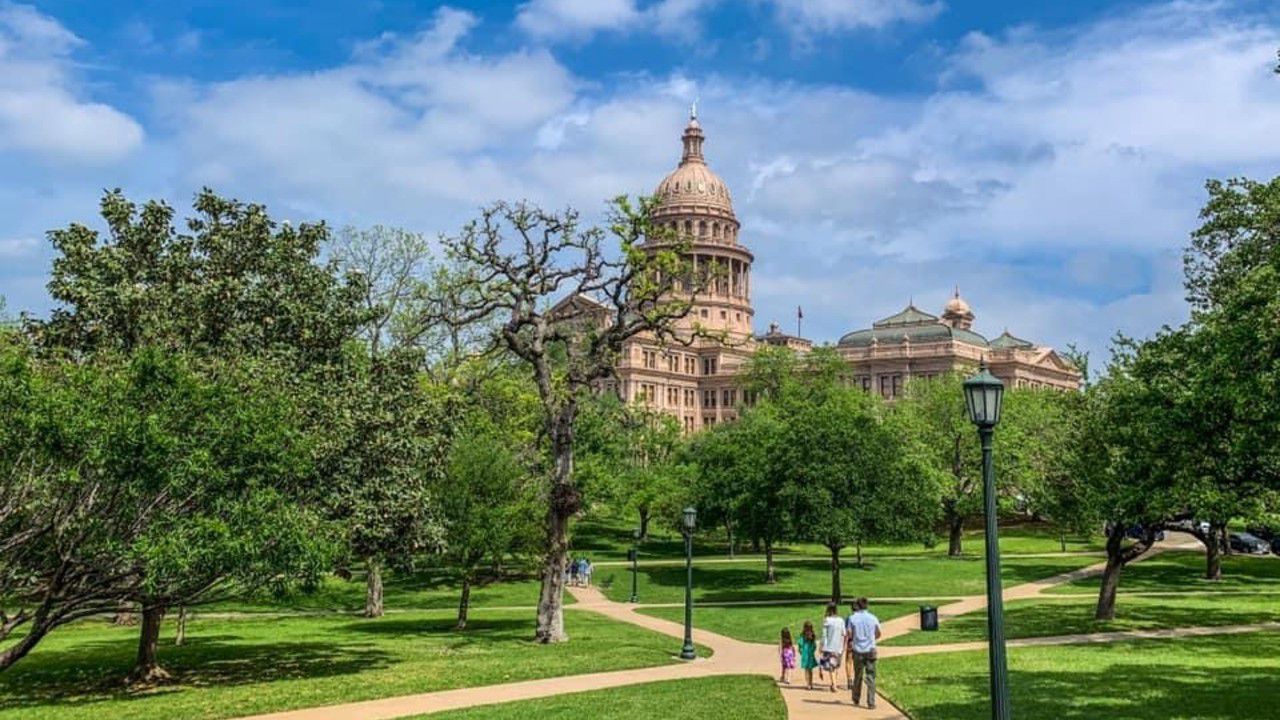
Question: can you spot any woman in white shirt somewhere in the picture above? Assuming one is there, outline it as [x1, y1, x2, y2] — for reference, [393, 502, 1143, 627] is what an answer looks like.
[819, 602, 846, 692]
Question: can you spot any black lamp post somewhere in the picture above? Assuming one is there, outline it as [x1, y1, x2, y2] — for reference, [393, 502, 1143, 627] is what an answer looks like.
[679, 506, 697, 661]
[629, 528, 641, 603]
[963, 361, 1010, 720]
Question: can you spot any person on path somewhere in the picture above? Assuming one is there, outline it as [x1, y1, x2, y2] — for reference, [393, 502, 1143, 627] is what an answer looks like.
[798, 621, 819, 690]
[848, 597, 882, 709]
[582, 557, 593, 587]
[778, 627, 796, 684]
[568, 557, 580, 587]
[819, 602, 846, 692]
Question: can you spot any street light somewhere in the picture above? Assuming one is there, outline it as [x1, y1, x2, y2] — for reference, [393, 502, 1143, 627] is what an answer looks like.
[963, 360, 1010, 720]
[629, 528, 641, 603]
[680, 506, 697, 661]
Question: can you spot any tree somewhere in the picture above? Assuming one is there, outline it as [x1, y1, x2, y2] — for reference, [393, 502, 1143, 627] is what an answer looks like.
[784, 380, 938, 603]
[431, 198, 709, 643]
[0, 346, 333, 678]
[577, 395, 686, 540]
[327, 225, 454, 617]
[18, 188, 365, 676]
[688, 402, 788, 581]
[36, 189, 366, 364]
[893, 374, 983, 556]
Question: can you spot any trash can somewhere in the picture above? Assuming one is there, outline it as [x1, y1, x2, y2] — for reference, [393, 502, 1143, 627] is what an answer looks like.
[919, 605, 938, 631]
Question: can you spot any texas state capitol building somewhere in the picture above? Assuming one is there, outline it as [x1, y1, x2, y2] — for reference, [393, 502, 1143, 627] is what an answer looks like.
[607, 111, 1081, 432]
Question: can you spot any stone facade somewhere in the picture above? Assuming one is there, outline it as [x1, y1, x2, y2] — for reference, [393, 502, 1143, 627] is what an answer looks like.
[610, 112, 1080, 428]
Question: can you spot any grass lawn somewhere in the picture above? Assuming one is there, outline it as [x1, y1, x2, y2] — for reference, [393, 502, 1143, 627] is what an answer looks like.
[0, 608, 703, 720]
[879, 630, 1280, 719]
[593, 554, 1101, 605]
[639, 601, 932, 644]
[1047, 551, 1280, 595]
[420, 675, 786, 720]
[884, 593, 1280, 646]
[574, 516, 1103, 563]
[200, 569, 557, 614]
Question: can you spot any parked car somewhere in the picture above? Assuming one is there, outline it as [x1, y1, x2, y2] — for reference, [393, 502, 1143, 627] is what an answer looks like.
[1272, 537, 1280, 556]
[1228, 532, 1270, 555]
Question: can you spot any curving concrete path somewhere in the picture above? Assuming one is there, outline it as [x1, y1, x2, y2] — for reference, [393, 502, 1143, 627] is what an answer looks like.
[232, 533, 1214, 720]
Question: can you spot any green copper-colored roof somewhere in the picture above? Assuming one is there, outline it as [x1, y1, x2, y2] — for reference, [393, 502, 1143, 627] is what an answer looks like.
[989, 330, 1035, 350]
[873, 304, 939, 328]
[838, 303, 988, 348]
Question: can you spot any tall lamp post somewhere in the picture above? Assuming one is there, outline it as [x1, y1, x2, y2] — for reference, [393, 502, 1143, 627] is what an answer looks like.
[629, 528, 641, 603]
[679, 506, 697, 660]
[963, 361, 1011, 720]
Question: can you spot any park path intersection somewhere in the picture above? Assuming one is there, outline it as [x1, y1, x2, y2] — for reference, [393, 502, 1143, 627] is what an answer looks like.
[236, 534, 1239, 720]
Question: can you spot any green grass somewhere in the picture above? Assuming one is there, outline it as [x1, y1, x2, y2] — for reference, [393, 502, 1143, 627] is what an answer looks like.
[574, 515, 1103, 563]
[1048, 551, 1280, 595]
[0, 608, 703, 720]
[884, 593, 1280, 646]
[594, 554, 1101, 605]
[199, 569, 559, 614]
[419, 675, 786, 720]
[638, 601, 931, 644]
[879, 630, 1280, 719]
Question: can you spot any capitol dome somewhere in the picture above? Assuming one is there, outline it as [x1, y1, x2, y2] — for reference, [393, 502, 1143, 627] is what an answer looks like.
[651, 110, 738, 228]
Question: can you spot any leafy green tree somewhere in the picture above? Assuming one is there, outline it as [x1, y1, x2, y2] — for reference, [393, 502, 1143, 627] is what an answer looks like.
[37, 189, 365, 363]
[892, 374, 983, 556]
[784, 382, 938, 603]
[688, 402, 788, 580]
[430, 198, 707, 643]
[439, 362, 542, 629]
[0, 345, 333, 679]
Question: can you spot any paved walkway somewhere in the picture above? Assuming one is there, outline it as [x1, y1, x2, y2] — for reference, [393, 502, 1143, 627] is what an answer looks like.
[234, 533, 1225, 720]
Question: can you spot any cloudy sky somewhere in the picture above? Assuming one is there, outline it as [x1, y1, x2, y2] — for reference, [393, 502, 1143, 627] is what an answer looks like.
[3, 0, 1279, 363]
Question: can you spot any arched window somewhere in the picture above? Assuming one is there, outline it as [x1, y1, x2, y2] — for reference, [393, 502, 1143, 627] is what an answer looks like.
[684, 220, 693, 235]
[712, 223, 720, 238]
[698, 220, 707, 237]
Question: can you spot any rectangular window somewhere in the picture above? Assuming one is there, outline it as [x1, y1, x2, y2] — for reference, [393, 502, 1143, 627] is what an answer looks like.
[892, 374, 903, 397]
[702, 358, 717, 375]
[723, 389, 736, 407]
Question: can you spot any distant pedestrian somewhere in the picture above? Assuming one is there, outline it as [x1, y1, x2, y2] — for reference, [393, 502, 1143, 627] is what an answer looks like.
[798, 621, 819, 690]
[568, 557, 580, 587]
[778, 627, 796, 684]
[848, 597, 882, 709]
[581, 558, 593, 587]
[819, 602, 845, 692]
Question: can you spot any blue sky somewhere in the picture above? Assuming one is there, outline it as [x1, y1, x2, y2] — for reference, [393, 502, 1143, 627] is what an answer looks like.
[3, 0, 1280, 363]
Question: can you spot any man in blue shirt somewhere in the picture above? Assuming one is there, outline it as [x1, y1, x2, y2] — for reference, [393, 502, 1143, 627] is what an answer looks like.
[846, 597, 882, 708]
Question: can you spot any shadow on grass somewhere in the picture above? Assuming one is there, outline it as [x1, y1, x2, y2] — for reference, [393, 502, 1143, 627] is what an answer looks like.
[0, 635, 395, 713]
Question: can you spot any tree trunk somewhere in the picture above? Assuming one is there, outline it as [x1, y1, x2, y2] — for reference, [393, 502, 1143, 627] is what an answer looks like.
[0, 615, 50, 671]
[456, 576, 472, 630]
[174, 607, 188, 647]
[1205, 523, 1224, 581]
[764, 539, 777, 584]
[828, 545, 843, 605]
[534, 425, 578, 644]
[855, 540, 863, 569]
[638, 508, 650, 541]
[112, 600, 137, 626]
[1219, 524, 1231, 557]
[365, 558, 384, 618]
[726, 519, 736, 559]
[947, 513, 964, 557]
[127, 604, 169, 685]
[1060, 533, 1067, 553]
[1094, 554, 1123, 621]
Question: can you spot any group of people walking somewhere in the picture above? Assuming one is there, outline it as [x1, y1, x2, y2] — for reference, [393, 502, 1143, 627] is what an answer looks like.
[567, 556, 593, 587]
[779, 598, 882, 709]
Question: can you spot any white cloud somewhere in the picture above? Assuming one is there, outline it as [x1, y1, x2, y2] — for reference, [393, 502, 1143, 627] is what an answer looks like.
[0, 236, 37, 257]
[770, 0, 944, 34]
[514, 0, 718, 42]
[0, 2, 143, 162]
[515, 0, 642, 40]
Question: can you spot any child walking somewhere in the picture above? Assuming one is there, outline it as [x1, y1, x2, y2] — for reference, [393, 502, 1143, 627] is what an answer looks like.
[798, 621, 819, 690]
[778, 628, 796, 684]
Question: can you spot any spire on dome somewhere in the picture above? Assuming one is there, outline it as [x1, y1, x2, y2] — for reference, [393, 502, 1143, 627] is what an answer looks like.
[680, 105, 705, 165]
